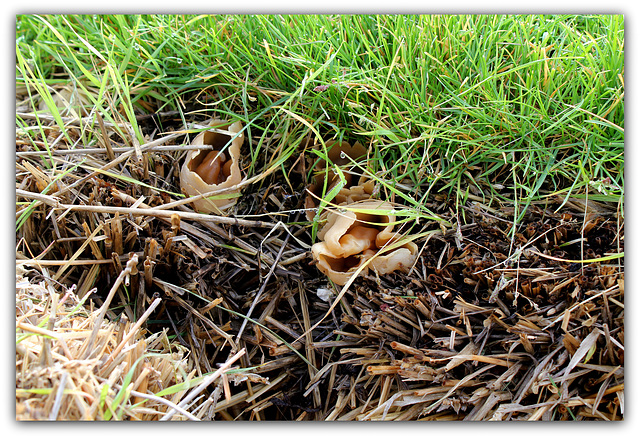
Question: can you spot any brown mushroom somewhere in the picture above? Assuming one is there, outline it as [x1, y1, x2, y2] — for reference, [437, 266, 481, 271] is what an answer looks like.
[311, 200, 419, 285]
[180, 120, 245, 214]
[305, 140, 371, 220]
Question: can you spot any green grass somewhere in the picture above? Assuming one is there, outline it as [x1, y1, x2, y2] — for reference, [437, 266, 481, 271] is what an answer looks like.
[16, 14, 624, 231]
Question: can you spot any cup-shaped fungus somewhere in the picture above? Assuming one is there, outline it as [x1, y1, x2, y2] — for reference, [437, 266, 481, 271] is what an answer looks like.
[311, 200, 419, 285]
[305, 140, 371, 219]
[180, 120, 245, 214]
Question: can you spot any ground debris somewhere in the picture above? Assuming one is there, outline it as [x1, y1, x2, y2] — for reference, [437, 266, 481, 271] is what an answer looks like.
[16, 100, 623, 421]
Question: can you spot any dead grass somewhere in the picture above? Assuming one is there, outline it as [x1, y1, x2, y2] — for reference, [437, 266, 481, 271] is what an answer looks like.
[15, 261, 260, 421]
[15, 81, 623, 421]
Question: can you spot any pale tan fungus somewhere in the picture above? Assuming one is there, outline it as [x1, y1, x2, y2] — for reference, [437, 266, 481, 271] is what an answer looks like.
[369, 242, 419, 275]
[311, 200, 419, 285]
[305, 140, 370, 220]
[333, 178, 376, 205]
[311, 244, 377, 286]
[322, 140, 368, 167]
[180, 120, 245, 214]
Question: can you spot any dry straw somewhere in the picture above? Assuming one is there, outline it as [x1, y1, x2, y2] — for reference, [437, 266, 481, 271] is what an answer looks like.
[15, 263, 248, 421]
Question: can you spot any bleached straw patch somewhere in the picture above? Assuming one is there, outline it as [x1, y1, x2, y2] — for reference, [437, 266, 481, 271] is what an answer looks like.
[16, 266, 202, 421]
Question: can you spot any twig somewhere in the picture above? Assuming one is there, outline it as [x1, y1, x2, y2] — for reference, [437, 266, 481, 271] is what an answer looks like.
[17, 252, 143, 267]
[95, 111, 115, 161]
[55, 204, 275, 229]
[16, 188, 60, 207]
[17, 111, 128, 128]
[16, 144, 217, 157]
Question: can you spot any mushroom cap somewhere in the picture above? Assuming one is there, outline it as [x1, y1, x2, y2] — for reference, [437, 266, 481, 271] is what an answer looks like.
[305, 174, 375, 221]
[317, 140, 367, 169]
[180, 120, 244, 214]
[338, 225, 379, 256]
[317, 200, 396, 256]
[311, 200, 419, 285]
[311, 242, 375, 286]
[370, 241, 419, 275]
[304, 140, 370, 220]
[334, 178, 376, 205]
